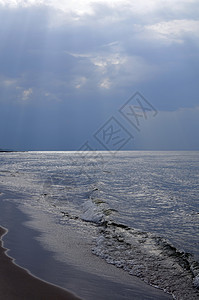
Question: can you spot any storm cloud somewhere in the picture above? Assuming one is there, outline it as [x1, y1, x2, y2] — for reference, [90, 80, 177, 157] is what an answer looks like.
[0, 1, 198, 150]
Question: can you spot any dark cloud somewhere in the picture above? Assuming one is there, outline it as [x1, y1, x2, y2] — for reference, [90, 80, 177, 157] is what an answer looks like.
[0, 2, 198, 150]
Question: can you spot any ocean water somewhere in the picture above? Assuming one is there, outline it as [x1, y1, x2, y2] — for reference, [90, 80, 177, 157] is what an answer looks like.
[0, 151, 199, 299]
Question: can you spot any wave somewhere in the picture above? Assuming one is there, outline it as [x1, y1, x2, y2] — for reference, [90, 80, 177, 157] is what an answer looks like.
[92, 221, 199, 299]
[80, 186, 199, 300]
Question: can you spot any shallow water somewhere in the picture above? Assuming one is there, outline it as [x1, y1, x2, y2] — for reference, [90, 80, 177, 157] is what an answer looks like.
[0, 151, 199, 299]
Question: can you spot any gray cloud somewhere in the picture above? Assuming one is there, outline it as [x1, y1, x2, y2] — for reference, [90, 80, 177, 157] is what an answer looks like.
[0, 2, 198, 150]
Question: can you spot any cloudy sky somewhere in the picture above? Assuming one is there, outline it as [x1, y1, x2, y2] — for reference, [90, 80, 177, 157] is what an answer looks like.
[0, 0, 198, 151]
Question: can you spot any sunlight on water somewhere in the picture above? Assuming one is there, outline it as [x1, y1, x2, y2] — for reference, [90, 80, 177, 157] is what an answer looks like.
[0, 151, 199, 299]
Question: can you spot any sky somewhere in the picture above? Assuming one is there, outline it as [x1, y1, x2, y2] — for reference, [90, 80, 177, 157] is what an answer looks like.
[0, 0, 198, 151]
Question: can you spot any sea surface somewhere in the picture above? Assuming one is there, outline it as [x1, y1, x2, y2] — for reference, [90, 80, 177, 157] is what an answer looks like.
[0, 151, 199, 299]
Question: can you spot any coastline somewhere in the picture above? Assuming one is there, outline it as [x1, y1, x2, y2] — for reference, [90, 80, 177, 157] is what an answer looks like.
[0, 226, 81, 300]
[0, 189, 172, 300]
[0, 151, 199, 299]
[0, 226, 80, 300]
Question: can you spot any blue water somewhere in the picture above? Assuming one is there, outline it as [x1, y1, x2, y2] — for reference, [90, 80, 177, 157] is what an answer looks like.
[0, 151, 199, 299]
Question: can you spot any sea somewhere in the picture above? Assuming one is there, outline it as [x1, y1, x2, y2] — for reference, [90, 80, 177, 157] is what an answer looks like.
[0, 151, 199, 299]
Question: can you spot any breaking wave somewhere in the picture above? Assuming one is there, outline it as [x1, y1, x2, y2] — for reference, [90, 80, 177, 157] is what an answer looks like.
[81, 186, 199, 300]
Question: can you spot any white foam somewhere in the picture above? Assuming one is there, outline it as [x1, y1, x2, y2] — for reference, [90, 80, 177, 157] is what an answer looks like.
[81, 199, 104, 224]
[92, 223, 199, 299]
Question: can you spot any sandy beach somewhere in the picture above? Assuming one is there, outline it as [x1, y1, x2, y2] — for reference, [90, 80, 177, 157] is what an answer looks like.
[0, 200, 173, 300]
[0, 226, 80, 300]
[0, 171, 174, 300]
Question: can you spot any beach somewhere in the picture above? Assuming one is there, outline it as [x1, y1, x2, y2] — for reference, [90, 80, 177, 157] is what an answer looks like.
[0, 226, 80, 300]
[0, 193, 172, 300]
[0, 151, 198, 299]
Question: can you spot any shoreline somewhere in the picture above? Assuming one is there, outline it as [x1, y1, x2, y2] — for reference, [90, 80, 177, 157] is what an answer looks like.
[0, 185, 174, 300]
[0, 186, 173, 300]
[0, 226, 81, 300]
[0, 197, 173, 300]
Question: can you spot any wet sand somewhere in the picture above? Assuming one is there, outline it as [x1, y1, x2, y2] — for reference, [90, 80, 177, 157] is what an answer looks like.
[0, 226, 80, 300]
[0, 189, 173, 300]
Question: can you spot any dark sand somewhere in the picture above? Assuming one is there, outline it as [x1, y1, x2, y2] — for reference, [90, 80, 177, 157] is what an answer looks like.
[0, 226, 80, 300]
